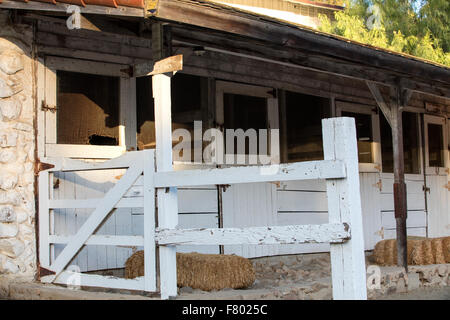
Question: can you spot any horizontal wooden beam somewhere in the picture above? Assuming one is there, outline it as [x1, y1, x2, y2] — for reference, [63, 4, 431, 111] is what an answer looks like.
[49, 235, 144, 246]
[154, 160, 346, 188]
[35, 31, 153, 61]
[36, 20, 151, 49]
[48, 197, 143, 209]
[0, 0, 145, 17]
[41, 272, 146, 291]
[42, 151, 144, 172]
[156, 223, 351, 245]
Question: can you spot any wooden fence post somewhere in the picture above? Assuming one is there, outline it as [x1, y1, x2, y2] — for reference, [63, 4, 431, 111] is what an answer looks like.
[153, 73, 179, 300]
[322, 117, 367, 300]
[143, 149, 156, 292]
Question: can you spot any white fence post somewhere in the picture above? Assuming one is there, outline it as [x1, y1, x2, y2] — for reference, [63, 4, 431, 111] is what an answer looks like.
[153, 73, 179, 300]
[322, 117, 367, 300]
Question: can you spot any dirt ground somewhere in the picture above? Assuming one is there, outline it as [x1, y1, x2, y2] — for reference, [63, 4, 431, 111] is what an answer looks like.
[376, 286, 450, 300]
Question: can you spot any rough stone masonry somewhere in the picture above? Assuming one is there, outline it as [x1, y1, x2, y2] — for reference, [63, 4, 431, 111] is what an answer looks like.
[0, 11, 36, 280]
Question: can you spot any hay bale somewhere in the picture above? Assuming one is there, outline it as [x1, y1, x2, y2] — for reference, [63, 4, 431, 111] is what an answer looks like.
[373, 237, 450, 266]
[444, 237, 450, 262]
[125, 250, 145, 279]
[373, 240, 386, 265]
[125, 251, 255, 291]
[432, 238, 446, 264]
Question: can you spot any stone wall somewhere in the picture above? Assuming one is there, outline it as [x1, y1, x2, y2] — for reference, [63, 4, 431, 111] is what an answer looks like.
[0, 11, 36, 279]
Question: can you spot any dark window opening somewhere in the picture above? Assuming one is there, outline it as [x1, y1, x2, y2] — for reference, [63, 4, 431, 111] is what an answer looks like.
[136, 73, 204, 154]
[285, 91, 330, 163]
[380, 112, 420, 174]
[428, 123, 445, 167]
[56, 71, 120, 145]
[223, 93, 268, 155]
[341, 111, 373, 163]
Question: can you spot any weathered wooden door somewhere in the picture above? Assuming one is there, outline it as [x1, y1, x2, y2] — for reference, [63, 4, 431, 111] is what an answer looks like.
[39, 56, 138, 271]
[424, 115, 449, 237]
[215, 81, 280, 258]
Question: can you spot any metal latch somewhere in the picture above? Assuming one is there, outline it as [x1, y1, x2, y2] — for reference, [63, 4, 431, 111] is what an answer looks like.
[41, 101, 58, 113]
[373, 179, 382, 191]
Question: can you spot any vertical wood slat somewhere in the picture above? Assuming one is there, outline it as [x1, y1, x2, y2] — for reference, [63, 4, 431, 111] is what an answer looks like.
[323, 117, 367, 300]
[37, 57, 46, 159]
[143, 149, 157, 292]
[153, 73, 179, 300]
[38, 171, 51, 269]
[44, 62, 57, 145]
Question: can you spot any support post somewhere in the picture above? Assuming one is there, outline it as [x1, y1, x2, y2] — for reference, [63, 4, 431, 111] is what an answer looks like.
[366, 81, 409, 270]
[152, 21, 179, 299]
[390, 87, 408, 270]
[323, 117, 367, 300]
[153, 72, 178, 299]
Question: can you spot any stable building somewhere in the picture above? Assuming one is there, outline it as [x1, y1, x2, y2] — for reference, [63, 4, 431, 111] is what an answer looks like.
[0, 0, 448, 298]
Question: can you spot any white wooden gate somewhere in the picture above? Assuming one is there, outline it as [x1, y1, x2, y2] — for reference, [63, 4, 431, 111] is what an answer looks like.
[39, 150, 157, 291]
[39, 117, 367, 300]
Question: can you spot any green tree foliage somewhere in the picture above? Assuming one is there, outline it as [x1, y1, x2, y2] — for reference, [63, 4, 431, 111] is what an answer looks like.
[318, 0, 450, 66]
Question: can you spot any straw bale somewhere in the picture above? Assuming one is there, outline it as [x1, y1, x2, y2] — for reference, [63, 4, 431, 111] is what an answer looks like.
[373, 237, 450, 266]
[125, 251, 255, 291]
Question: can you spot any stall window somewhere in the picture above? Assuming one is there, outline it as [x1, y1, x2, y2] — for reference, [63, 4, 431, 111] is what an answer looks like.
[57, 71, 120, 145]
[224, 94, 268, 156]
[285, 91, 330, 162]
[380, 112, 421, 174]
[427, 123, 445, 168]
[136, 73, 203, 156]
[335, 101, 380, 167]
[341, 111, 373, 163]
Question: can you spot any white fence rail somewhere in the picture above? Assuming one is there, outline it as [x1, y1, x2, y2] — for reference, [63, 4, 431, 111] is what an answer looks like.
[38, 117, 367, 300]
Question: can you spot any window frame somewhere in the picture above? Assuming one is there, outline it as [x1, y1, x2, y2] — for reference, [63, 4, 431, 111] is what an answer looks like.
[424, 114, 448, 175]
[335, 101, 382, 173]
[215, 80, 279, 166]
[41, 56, 136, 159]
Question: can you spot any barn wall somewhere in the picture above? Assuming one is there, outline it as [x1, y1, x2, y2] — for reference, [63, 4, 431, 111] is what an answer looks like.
[0, 11, 36, 278]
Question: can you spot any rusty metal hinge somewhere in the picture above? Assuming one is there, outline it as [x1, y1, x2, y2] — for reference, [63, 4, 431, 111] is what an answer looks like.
[35, 159, 55, 175]
[41, 101, 58, 113]
[38, 266, 56, 279]
[444, 183, 450, 191]
[374, 164, 382, 172]
[269, 181, 281, 188]
[218, 184, 230, 192]
[423, 185, 430, 193]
